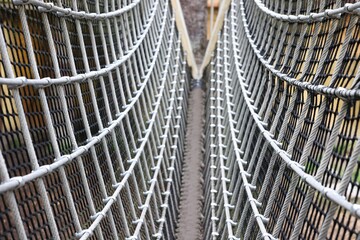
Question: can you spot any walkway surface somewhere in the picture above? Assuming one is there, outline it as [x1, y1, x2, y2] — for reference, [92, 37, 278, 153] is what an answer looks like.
[176, 87, 204, 240]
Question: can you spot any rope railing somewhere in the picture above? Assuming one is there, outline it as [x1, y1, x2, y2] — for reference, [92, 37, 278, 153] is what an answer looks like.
[0, 0, 162, 194]
[0, 1, 158, 86]
[12, 0, 140, 19]
[253, 0, 360, 22]
[204, 0, 360, 239]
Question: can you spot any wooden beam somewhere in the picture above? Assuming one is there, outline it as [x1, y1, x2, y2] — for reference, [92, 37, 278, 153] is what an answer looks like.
[170, 0, 199, 78]
[199, 0, 231, 78]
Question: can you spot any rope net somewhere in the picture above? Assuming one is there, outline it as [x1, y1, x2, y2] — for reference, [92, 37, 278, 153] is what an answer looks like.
[0, 0, 189, 239]
[203, 0, 360, 239]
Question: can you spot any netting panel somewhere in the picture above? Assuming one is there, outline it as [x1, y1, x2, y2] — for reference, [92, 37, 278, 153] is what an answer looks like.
[0, 0, 189, 239]
[203, 1, 360, 239]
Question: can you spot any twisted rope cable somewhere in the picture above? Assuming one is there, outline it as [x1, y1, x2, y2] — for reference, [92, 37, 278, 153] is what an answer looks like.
[204, 2, 359, 239]
[13, 0, 140, 20]
[0, 0, 188, 239]
[128, 24, 178, 239]
[203, 1, 360, 239]
[253, 0, 360, 22]
[204, 58, 220, 240]
[237, 2, 360, 99]
[78, 3, 171, 238]
[0, 0, 165, 194]
[215, 35, 237, 239]
[237, 0, 360, 220]
[155, 54, 188, 239]
[0, 0, 158, 86]
[223, 11, 275, 239]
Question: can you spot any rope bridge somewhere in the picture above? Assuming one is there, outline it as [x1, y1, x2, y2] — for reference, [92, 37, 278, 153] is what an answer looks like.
[0, 0, 359, 240]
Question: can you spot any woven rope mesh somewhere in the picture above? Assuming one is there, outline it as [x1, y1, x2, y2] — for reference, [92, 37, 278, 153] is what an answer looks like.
[203, 0, 360, 239]
[0, 0, 190, 239]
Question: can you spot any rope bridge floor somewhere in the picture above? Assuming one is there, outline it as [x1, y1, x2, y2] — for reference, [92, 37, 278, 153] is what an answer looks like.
[0, 0, 360, 239]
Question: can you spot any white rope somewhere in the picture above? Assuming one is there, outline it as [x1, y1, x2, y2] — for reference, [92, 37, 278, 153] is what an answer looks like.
[253, 0, 360, 22]
[13, 0, 140, 19]
[0, 1, 158, 86]
[0, 0, 164, 194]
[232, 0, 360, 219]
